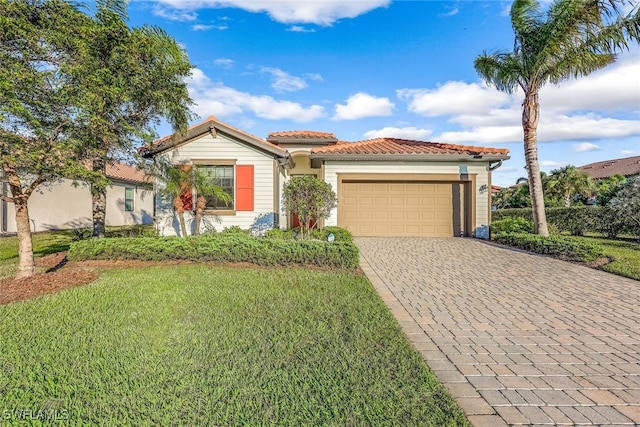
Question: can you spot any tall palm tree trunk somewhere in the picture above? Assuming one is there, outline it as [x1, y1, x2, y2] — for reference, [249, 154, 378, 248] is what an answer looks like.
[523, 89, 549, 236]
[10, 187, 35, 278]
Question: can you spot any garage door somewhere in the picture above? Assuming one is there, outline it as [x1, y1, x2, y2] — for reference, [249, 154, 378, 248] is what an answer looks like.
[338, 181, 459, 237]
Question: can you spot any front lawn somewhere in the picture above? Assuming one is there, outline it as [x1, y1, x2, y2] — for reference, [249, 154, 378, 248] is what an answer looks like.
[573, 236, 640, 281]
[0, 265, 469, 426]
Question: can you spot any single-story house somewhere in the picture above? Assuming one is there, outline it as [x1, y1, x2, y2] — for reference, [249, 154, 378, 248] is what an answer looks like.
[0, 162, 153, 234]
[141, 116, 510, 238]
[578, 155, 640, 180]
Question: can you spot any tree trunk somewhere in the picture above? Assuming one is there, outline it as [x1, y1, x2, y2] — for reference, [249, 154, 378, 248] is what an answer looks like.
[522, 89, 549, 236]
[194, 196, 206, 236]
[12, 189, 35, 278]
[174, 196, 188, 237]
[91, 157, 107, 238]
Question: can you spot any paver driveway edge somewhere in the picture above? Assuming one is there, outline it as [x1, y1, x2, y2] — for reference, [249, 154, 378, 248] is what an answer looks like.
[359, 251, 506, 427]
[356, 237, 640, 427]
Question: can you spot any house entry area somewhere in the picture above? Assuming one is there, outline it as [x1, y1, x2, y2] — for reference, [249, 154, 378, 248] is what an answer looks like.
[337, 174, 474, 237]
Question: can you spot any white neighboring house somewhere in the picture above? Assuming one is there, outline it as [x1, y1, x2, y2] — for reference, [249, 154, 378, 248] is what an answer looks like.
[141, 116, 511, 238]
[0, 163, 153, 234]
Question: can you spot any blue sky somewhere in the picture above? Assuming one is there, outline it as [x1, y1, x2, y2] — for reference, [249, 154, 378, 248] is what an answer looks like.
[126, 0, 640, 186]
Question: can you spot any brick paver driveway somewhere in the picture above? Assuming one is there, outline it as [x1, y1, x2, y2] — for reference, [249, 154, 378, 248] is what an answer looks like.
[356, 237, 640, 426]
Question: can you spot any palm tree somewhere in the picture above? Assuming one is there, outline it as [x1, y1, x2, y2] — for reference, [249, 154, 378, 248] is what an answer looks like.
[475, 0, 640, 236]
[159, 166, 193, 238]
[192, 169, 231, 235]
[545, 165, 595, 207]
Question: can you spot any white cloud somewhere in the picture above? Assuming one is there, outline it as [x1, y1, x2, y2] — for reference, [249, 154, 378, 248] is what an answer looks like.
[398, 82, 512, 117]
[364, 126, 433, 140]
[191, 24, 214, 31]
[187, 68, 325, 122]
[540, 160, 569, 169]
[213, 58, 235, 69]
[152, 6, 197, 21]
[260, 67, 307, 92]
[621, 149, 637, 155]
[441, 7, 459, 17]
[305, 73, 324, 82]
[152, 0, 390, 26]
[287, 26, 316, 33]
[398, 53, 640, 145]
[540, 53, 640, 113]
[334, 92, 395, 120]
[573, 142, 601, 153]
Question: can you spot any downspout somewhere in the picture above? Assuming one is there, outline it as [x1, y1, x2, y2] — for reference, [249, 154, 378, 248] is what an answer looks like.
[489, 160, 503, 171]
[274, 160, 280, 228]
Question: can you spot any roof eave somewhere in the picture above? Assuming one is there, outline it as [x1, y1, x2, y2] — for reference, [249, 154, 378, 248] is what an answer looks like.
[267, 137, 338, 145]
[309, 153, 510, 162]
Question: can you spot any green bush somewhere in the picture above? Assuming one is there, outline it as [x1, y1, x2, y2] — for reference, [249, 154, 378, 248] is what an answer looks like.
[310, 226, 353, 242]
[493, 206, 635, 238]
[492, 233, 605, 263]
[68, 234, 360, 269]
[263, 228, 297, 240]
[491, 217, 534, 235]
[220, 225, 250, 235]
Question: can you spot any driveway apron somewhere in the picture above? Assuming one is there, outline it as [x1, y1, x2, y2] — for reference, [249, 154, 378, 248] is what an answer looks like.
[356, 237, 640, 426]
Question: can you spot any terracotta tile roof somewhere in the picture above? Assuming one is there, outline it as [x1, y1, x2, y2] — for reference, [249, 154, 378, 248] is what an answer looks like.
[268, 130, 337, 139]
[311, 137, 509, 157]
[578, 155, 640, 179]
[106, 162, 149, 184]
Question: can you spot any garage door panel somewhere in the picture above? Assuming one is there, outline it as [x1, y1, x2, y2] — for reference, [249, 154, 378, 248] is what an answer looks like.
[339, 181, 457, 237]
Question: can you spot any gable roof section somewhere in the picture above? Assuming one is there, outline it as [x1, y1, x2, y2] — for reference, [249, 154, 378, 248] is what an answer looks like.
[578, 155, 640, 179]
[140, 116, 291, 165]
[310, 138, 510, 161]
[106, 162, 149, 184]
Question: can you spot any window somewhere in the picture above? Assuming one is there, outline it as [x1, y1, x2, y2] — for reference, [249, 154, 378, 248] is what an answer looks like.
[197, 165, 235, 210]
[124, 187, 134, 211]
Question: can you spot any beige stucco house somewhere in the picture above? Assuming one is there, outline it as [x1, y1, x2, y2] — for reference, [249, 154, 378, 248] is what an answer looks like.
[0, 163, 153, 234]
[142, 116, 510, 238]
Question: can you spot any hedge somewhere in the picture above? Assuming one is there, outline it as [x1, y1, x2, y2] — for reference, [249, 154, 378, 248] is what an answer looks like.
[68, 234, 360, 269]
[493, 206, 633, 237]
[492, 233, 605, 263]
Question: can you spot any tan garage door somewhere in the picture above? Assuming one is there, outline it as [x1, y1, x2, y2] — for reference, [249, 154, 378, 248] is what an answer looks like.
[339, 181, 458, 237]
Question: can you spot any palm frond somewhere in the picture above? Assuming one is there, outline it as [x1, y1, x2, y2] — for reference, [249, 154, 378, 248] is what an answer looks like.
[474, 52, 524, 93]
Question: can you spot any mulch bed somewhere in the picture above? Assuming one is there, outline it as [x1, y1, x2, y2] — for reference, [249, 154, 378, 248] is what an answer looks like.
[0, 253, 98, 305]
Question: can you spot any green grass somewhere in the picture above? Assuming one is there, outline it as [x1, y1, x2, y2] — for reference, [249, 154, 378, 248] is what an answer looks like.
[0, 266, 469, 426]
[572, 236, 640, 281]
[0, 231, 75, 278]
[0, 226, 155, 278]
[0, 231, 75, 261]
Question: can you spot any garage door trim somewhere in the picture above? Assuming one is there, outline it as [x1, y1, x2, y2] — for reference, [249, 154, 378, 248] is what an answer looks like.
[337, 173, 476, 237]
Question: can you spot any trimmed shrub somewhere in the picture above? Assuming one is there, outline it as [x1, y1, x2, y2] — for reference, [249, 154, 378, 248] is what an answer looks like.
[310, 226, 353, 242]
[221, 225, 251, 235]
[493, 206, 635, 238]
[491, 217, 534, 235]
[263, 228, 297, 240]
[68, 234, 360, 269]
[492, 233, 605, 263]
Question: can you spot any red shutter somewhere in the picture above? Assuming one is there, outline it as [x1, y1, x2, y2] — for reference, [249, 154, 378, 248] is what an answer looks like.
[179, 165, 193, 211]
[236, 165, 254, 211]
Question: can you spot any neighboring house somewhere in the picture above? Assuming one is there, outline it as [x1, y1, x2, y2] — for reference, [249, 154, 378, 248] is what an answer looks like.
[141, 116, 510, 238]
[578, 155, 640, 179]
[0, 163, 153, 234]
